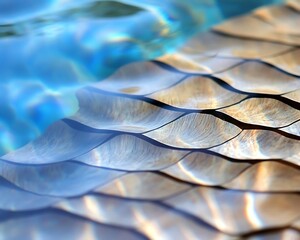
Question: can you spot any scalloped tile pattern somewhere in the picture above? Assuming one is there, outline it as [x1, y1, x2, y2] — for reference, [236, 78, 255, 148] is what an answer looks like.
[164, 187, 300, 234]
[218, 97, 300, 127]
[211, 130, 300, 165]
[223, 161, 300, 192]
[144, 113, 241, 149]
[0, 211, 144, 240]
[69, 88, 183, 133]
[214, 61, 300, 94]
[264, 49, 300, 76]
[74, 134, 188, 170]
[161, 152, 251, 186]
[147, 76, 247, 110]
[56, 194, 234, 240]
[157, 53, 243, 74]
[96, 172, 191, 199]
[214, 15, 300, 45]
[0, 160, 124, 197]
[93, 61, 185, 95]
[2, 2, 300, 239]
[1, 121, 112, 164]
[166, 31, 292, 59]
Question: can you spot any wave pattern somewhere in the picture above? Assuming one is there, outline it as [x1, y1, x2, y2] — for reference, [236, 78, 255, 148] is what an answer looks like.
[1, 1, 300, 240]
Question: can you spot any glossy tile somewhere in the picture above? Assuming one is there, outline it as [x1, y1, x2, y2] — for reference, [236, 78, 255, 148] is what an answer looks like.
[0, 211, 144, 240]
[96, 172, 191, 199]
[223, 161, 300, 192]
[264, 49, 300, 76]
[147, 76, 247, 110]
[1, 121, 111, 164]
[219, 98, 300, 127]
[164, 187, 300, 234]
[255, 6, 300, 35]
[93, 61, 185, 95]
[70, 89, 183, 133]
[215, 61, 300, 94]
[157, 52, 242, 74]
[0, 160, 124, 197]
[74, 134, 188, 170]
[1, 2, 300, 239]
[0, 178, 59, 211]
[280, 121, 300, 137]
[144, 113, 241, 149]
[211, 130, 300, 166]
[56, 194, 235, 240]
[283, 89, 300, 103]
[214, 15, 300, 45]
[178, 31, 292, 59]
[162, 152, 250, 186]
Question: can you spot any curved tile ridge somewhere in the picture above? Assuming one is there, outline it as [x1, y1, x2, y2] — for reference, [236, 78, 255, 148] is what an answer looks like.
[254, 5, 300, 36]
[164, 187, 300, 235]
[74, 134, 188, 171]
[92, 61, 185, 96]
[56, 194, 235, 240]
[173, 31, 292, 59]
[95, 172, 191, 200]
[147, 76, 247, 110]
[0, 178, 60, 211]
[218, 97, 300, 128]
[288, 0, 300, 11]
[263, 49, 300, 76]
[69, 88, 183, 133]
[247, 229, 300, 240]
[283, 89, 300, 103]
[214, 61, 300, 94]
[280, 120, 300, 137]
[223, 161, 300, 192]
[1, 121, 111, 164]
[157, 52, 242, 74]
[0, 160, 124, 197]
[161, 152, 251, 186]
[0, 211, 144, 240]
[210, 130, 300, 166]
[144, 113, 242, 149]
[214, 15, 300, 46]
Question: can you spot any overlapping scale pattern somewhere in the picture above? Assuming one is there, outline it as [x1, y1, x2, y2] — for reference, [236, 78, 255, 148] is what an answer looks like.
[218, 98, 300, 127]
[214, 15, 300, 45]
[214, 61, 300, 94]
[264, 49, 300, 76]
[147, 76, 247, 110]
[1, 2, 300, 239]
[164, 187, 300, 235]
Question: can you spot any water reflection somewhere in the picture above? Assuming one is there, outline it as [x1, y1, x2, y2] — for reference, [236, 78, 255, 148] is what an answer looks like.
[0, 0, 283, 155]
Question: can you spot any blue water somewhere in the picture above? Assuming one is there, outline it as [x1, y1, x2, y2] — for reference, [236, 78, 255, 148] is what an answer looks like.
[0, 0, 283, 156]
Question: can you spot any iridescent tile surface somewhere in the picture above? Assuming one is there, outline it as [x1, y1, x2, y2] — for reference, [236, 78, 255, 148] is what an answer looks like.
[1, 0, 300, 239]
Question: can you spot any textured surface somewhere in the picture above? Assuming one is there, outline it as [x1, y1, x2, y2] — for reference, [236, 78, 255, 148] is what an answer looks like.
[1, 2, 300, 240]
[218, 98, 300, 127]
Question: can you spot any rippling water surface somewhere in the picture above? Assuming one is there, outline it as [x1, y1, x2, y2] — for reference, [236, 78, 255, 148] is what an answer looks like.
[0, 0, 283, 155]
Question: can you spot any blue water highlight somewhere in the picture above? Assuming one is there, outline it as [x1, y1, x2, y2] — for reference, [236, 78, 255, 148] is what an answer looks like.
[0, 0, 283, 155]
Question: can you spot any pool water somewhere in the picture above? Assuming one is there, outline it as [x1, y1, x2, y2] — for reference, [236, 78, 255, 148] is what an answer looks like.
[0, 0, 283, 155]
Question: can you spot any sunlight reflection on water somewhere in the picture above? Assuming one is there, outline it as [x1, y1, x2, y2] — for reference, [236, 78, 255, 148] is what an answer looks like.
[0, 0, 283, 155]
